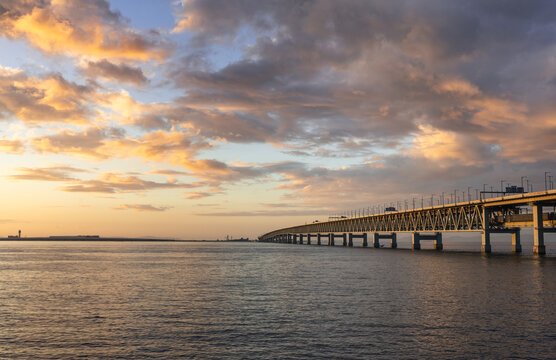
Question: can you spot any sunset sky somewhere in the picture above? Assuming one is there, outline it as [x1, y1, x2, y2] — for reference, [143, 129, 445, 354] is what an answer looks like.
[1, 0, 555, 239]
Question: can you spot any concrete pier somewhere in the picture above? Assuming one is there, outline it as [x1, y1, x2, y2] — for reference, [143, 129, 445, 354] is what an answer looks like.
[373, 233, 397, 248]
[299, 234, 304, 245]
[328, 233, 335, 246]
[533, 204, 546, 255]
[306, 233, 312, 245]
[348, 233, 367, 247]
[485, 228, 522, 253]
[412, 233, 420, 250]
[482, 208, 491, 253]
[512, 231, 521, 253]
[342, 233, 347, 247]
[412, 232, 442, 250]
[482, 231, 491, 253]
[373, 233, 380, 248]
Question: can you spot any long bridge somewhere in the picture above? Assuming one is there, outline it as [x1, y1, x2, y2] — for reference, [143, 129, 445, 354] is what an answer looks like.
[258, 190, 556, 255]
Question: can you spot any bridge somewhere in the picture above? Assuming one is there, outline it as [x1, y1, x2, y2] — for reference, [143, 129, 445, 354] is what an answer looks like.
[258, 190, 556, 255]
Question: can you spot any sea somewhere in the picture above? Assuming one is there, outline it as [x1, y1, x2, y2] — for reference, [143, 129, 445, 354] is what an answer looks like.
[0, 236, 555, 359]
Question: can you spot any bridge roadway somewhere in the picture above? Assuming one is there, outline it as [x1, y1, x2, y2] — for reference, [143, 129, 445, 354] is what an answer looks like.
[258, 190, 556, 255]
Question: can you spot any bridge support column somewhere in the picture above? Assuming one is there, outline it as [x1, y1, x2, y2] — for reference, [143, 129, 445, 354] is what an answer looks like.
[299, 234, 304, 245]
[328, 233, 335, 246]
[482, 207, 491, 253]
[348, 233, 354, 247]
[317, 233, 322, 245]
[533, 204, 546, 255]
[292, 234, 298, 244]
[391, 233, 397, 249]
[434, 233, 443, 251]
[373, 233, 380, 248]
[362, 233, 368, 247]
[373, 233, 397, 248]
[342, 233, 347, 247]
[307, 234, 312, 245]
[412, 233, 421, 250]
[482, 231, 491, 253]
[512, 231, 521, 253]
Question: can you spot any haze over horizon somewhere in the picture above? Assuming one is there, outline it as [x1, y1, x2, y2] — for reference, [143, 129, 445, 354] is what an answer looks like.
[1, 0, 555, 239]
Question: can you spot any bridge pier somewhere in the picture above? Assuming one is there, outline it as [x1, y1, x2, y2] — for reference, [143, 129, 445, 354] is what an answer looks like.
[533, 204, 546, 255]
[483, 228, 522, 253]
[328, 233, 334, 246]
[512, 231, 521, 253]
[482, 207, 492, 253]
[306, 233, 312, 245]
[412, 232, 442, 250]
[347, 233, 367, 247]
[482, 231, 491, 253]
[299, 234, 304, 245]
[317, 233, 325, 245]
[373, 233, 380, 248]
[373, 233, 397, 248]
[412, 233, 420, 250]
[329, 233, 346, 246]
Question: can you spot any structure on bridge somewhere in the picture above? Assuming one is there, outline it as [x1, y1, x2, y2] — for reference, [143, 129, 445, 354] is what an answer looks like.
[258, 190, 556, 255]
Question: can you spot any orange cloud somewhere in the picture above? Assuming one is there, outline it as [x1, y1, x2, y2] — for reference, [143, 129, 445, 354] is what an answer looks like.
[113, 204, 172, 212]
[0, 139, 24, 153]
[411, 124, 490, 166]
[1, 1, 168, 61]
[0, 72, 92, 123]
[434, 78, 480, 96]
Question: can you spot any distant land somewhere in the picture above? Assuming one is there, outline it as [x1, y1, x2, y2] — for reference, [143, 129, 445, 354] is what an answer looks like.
[0, 235, 251, 242]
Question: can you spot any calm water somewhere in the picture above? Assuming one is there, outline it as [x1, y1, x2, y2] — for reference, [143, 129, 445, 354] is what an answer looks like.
[1, 240, 555, 359]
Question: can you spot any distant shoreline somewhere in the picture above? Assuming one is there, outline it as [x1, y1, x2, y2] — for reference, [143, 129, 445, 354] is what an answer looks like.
[0, 237, 251, 242]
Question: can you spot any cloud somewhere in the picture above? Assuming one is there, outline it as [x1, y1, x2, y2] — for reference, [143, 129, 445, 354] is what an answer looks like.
[81, 60, 148, 85]
[30, 128, 210, 164]
[113, 204, 172, 212]
[184, 191, 221, 200]
[166, 0, 556, 169]
[0, 0, 170, 60]
[2, 0, 556, 217]
[0, 138, 24, 153]
[195, 209, 327, 217]
[31, 127, 120, 158]
[8, 166, 200, 194]
[0, 71, 93, 124]
[8, 165, 87, 181]
[149, 169, 189, 176]
[61, 172, 195, 194]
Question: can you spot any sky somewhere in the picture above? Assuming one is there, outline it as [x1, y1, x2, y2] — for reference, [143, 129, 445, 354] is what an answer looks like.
[0, 0, 555, 239]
